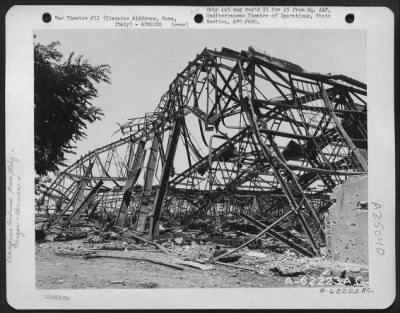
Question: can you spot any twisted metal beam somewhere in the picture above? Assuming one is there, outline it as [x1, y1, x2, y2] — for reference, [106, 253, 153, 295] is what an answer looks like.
[41, 47, 367, 256]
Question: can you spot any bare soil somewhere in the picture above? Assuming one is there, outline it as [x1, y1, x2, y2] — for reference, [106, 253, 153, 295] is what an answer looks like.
[36, 242, 284, 289]
[36, 239, 368, 289]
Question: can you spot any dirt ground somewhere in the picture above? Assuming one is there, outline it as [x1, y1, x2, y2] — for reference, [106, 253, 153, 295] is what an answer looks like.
[36, 239, 369, 289]
[36, 242, 285, 289]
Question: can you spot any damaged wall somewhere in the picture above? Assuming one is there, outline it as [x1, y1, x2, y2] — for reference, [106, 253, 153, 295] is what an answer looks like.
[326, 175, 368, 264]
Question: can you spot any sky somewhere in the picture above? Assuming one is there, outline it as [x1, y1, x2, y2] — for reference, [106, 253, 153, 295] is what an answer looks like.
[34, 29, 366, 166]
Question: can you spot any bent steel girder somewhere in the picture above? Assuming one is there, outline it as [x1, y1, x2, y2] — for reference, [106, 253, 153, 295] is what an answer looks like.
[41, 47, 367, 256]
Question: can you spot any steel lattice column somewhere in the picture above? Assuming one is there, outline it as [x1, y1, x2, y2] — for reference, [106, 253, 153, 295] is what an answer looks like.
[136, 135, 161, 232]
[115, 140, 146, 227]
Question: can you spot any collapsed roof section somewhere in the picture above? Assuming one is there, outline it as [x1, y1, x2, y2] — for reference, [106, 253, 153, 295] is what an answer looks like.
[39, 47, 367, 258]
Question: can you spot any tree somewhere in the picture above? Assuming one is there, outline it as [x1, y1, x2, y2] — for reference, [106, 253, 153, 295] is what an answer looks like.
[34, 41, 111, 176]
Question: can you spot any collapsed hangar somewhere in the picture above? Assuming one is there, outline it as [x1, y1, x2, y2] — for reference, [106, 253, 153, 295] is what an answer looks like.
[39, 47, 368, 258]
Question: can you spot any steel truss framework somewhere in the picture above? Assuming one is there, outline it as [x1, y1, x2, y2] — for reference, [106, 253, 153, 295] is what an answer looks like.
[41, 47, 367, 257]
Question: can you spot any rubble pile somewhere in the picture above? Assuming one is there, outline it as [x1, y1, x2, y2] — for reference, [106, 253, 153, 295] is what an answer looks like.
[36, 217, 369, 287]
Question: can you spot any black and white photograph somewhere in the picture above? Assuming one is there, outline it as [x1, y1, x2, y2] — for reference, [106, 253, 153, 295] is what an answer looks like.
[5, 5, 396, 310]
[34, 28, 369, 289]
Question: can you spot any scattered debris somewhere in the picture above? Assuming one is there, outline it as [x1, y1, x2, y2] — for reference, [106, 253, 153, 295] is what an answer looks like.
[44, 233, 58, 242]
[215, 261, 260, 274]
[216, 254, 242, 263]
[115, 226, 171, 255]
[174, 237, 184, 245]
[55, 249, 99, 258]
[246, 251, 268, 258]
[140, 282, 158, 288]
[91, 253, 184, 271]
[270, 267, 305, 277]
[174, 260, 214, 271]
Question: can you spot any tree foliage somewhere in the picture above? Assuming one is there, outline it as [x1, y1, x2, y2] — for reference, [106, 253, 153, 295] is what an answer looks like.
[34, 41, 111, 175]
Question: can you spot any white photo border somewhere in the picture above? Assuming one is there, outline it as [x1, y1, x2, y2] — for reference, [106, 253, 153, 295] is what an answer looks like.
[5, 5, 396, 309]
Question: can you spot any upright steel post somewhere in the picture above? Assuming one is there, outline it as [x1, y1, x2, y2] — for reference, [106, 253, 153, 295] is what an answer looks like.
[150, 118, 182, 238]
[115, 140, 146, 227]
